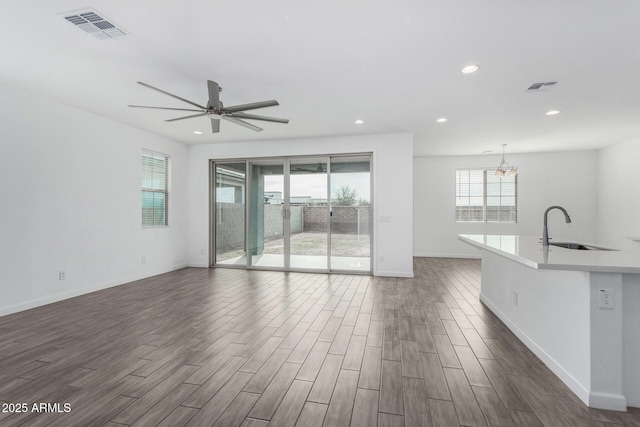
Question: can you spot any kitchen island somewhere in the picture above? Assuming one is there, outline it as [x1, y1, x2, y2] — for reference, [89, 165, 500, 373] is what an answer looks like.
[459, 234, 640, 411]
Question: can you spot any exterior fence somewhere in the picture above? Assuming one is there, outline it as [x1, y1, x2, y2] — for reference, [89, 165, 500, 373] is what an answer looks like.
[215, 203, 370, 251]
[303, 206, 370, 235]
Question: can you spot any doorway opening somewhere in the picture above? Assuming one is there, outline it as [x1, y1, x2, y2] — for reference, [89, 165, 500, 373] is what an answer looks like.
[211, 154, 372, 274]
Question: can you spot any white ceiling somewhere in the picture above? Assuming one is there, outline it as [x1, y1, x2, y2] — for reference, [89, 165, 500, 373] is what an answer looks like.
[2, 0, 640, 156]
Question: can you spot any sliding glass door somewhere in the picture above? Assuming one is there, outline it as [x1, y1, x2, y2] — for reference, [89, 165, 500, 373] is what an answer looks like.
[248, 159, 285, 269]
[211, 154, 371, 274]
[329, 156, 371, 272]
[289, 158, 329, 270]
[214, 162, 246, 265]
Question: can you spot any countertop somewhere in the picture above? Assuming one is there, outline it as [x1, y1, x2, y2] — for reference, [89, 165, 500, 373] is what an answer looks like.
[458, 234, 640, 274]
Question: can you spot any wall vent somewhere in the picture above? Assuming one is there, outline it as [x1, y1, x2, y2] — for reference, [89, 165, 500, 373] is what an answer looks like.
[526, 81, 557, 92]
[63, 8, 127, 39]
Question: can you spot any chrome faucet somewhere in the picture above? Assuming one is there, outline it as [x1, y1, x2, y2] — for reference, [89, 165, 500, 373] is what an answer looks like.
[542, 206, 572, 246]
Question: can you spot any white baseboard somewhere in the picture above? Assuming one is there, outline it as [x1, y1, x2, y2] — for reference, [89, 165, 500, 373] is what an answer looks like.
[479, 293, 592, 407]
[187, 262, 209, 268]
[589, 392, 627, 411]
[413, 252, 481, 259]
[0, 263, 188, 318]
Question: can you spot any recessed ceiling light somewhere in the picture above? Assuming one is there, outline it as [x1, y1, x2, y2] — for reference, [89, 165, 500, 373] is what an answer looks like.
[193, 130, 203, 134]
[545, 110, 560, 116]
[461, 65, 479, 74]
[354, 119, 364, 125]
[436, 117, 447, 123]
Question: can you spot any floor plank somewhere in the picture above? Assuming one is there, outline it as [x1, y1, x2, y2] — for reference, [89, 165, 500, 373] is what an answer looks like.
[308, 354, 344, 404]
[343, 335, 367, 371]
[403, 376, 432, 427]
[248, 362, 301, 420]
[453, 345, 491, 388]
[351, 388, 379, 427]
[296, 402, 328, 427]
[268, 379, 312, 426]
[323, 369, 359, 426]
[472, 385, 512, 426]
[380, 360, 404, 415]
[358, 346, 382, 390]
[420, 352, 451, 401]
[443, 367, 486, 427]
[378, 412, 405, 427]
[212, 392, 260, 427]
[429, 399, 459, 427]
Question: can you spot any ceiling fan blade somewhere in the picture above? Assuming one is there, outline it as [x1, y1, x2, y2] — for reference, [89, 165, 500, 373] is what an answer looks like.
[228, 112, 289, 124]
[223, 100, 279, 114]
[222, 116, 263, 132]
[128, 105, 204, 112]
[207, 80, 220, 109]
[137, 81, 207, 110]
[210, 117, 220, 133]
[165, 112, 209, 122]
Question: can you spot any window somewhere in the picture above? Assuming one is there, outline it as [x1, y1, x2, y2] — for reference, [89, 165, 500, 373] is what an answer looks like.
[142, 150, 170, 227]
[456, 169, 517, 222]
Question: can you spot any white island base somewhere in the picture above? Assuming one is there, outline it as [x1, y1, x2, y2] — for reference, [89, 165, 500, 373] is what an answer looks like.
[459, 235, 640, 411]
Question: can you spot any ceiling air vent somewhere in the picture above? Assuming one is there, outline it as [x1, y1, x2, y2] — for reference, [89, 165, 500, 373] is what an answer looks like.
[526, 81, 557, 92]
[63, 9, 127, 39]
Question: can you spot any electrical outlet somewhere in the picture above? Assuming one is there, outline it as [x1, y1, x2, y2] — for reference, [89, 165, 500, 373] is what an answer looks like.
[513, 291, 518, 306]
[599, 289, 614, 309]
[58, 271, 66, 280]
[379, 255, 385, 263]
[200, 249, 205, 256]
[141, 256, 146, 264]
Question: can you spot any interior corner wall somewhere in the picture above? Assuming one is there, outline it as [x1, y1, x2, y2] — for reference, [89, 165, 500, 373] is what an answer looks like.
[0, 83, 189, 317]
[596, 138, 640, 250]
[186, 133, 414, 277]
[413, 150, 598, 258]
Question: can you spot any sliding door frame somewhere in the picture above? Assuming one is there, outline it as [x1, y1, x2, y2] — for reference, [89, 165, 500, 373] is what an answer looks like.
[209, 153, 373, 275]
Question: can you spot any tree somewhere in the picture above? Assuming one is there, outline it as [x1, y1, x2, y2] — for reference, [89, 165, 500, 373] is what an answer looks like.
[334, 184, 358, 206]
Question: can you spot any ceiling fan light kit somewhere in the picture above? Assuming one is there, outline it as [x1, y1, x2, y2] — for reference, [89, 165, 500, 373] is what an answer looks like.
[128, 80, 289, 134]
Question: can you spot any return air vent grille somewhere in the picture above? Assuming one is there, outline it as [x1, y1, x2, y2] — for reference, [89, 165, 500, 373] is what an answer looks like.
[526, 81, 557, 92]
[63, 9, 127, 39]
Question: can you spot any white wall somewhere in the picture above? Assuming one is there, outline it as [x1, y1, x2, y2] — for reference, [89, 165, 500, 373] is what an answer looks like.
[413, 151, 599, 257]
[186, 133, 414, 277]
[0, 83, 189, 316]
[597, 138, 640, 250]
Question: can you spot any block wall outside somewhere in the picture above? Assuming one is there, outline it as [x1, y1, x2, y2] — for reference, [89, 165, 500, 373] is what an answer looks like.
[304, 206, 370, 235]
[215, 203, 303, 251]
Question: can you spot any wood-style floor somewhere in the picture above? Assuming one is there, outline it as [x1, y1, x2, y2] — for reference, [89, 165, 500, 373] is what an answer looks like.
[1, 258, 639, 426]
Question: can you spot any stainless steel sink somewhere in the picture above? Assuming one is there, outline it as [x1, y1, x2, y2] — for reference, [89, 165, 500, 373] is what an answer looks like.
[549, 242, 617, 251]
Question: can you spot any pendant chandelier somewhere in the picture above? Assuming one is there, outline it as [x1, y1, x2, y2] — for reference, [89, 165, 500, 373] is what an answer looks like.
[495, 144, 518, 177]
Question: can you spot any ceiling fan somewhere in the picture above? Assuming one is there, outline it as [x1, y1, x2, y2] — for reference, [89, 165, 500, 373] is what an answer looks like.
[129, 80, 289, 133]
[291, 163, 326, 173]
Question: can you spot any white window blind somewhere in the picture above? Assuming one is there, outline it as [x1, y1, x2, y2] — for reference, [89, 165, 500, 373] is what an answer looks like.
[142, 150, 170, 227]
[456, 169, 517, 223]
